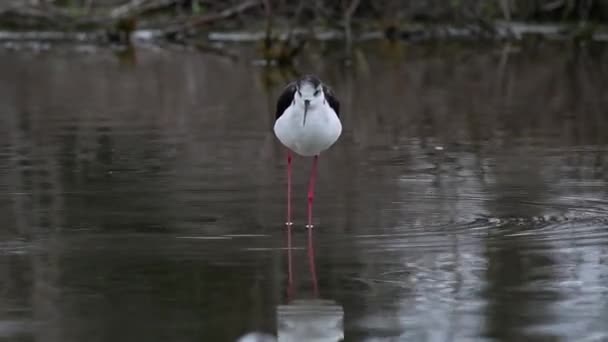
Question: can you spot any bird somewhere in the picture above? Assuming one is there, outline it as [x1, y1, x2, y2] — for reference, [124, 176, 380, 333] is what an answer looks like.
[273, 75, 342, 229]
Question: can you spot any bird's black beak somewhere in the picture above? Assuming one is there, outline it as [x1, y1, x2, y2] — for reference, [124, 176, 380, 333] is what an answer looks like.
[303, 100, 310, 126]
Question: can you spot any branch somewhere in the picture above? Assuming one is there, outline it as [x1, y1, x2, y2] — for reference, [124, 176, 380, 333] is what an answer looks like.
[164, 0, 262, 37]
[109, 0, 177, 20]
[0, 3, 73, 26]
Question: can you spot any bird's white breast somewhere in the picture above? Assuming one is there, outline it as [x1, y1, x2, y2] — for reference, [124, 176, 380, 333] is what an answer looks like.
[274, 104, 342, 157]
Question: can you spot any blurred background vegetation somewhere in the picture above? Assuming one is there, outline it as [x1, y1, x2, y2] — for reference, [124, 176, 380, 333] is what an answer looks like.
[1, 0, 606, 67]
[1, 0, 606, 35]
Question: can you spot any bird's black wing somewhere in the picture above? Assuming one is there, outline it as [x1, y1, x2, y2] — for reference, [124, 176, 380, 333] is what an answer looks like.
[323, 85, 340, 118]
[275, 82, 297, 119]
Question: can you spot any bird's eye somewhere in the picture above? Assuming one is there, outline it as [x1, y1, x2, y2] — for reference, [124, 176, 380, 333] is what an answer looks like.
[314, 90, 320, 96]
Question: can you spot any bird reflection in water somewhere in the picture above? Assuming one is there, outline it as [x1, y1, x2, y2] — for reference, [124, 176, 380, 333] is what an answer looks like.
[277, 228, 344, 341]
[238, 229, 344, 342]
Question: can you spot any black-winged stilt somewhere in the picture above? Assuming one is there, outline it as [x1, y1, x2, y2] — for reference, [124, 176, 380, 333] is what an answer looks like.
[273, 75, 342, 228]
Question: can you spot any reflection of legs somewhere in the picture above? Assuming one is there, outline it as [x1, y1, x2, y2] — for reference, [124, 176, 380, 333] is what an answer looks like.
[306, 155, 319, 229]
[307, 228, 319, 297]
[286, 227, 294, 301]
[286, 150, 293, 226]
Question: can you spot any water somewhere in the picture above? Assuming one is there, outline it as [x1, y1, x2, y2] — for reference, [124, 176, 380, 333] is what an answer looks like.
[0, 41, 607, 341]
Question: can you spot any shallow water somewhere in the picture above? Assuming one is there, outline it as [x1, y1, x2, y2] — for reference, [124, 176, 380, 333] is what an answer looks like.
[0, 41, 607, 341]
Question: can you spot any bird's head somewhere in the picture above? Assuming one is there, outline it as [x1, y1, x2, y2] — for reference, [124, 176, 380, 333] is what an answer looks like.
[295, 75, 324, 126]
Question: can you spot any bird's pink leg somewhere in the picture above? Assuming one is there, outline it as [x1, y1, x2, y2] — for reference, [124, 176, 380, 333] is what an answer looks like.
[307, 228, 319, 297]
[285, 150, 293, 227]
[306, 155, 319, 229]
[286, 227, 294, 301]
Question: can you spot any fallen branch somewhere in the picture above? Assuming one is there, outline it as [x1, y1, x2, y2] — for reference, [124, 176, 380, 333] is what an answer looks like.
[163, 0, 262, 37]
[109, 0, 178, 20]
[0, 0, 178, 31]
[0, 3, 106, 29]
[0, 4, 73, 28]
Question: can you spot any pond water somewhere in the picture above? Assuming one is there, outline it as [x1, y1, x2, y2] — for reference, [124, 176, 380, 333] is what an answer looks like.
[0, 41, 607, 342]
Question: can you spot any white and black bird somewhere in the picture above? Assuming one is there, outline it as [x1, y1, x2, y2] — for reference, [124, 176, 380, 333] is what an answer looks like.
[273, 75, 342, 228]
